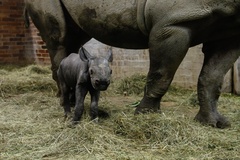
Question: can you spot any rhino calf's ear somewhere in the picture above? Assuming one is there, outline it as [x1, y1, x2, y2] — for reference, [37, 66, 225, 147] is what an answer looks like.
[79, 47, 92, 62]
[107, 47, 113, 62]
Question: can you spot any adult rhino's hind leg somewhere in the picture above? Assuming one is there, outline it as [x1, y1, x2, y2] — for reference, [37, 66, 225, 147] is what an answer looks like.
[48, 29, 91, 97]
[135, 26, 190, 114]
[48, 46, 67, 97]
[27, 1, 91, 97]
[195, 38, 240, 128]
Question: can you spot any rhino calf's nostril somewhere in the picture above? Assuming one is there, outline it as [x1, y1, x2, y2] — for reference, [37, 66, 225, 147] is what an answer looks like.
[95, 80, 100, 85]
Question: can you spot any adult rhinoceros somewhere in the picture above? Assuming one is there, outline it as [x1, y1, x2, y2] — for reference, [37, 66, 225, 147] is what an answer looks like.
[24, 0, 240, 128]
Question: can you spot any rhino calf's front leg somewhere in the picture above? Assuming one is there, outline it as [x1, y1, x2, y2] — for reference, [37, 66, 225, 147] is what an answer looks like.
[89, 89, 100, 121]
[72, 85, 88, 124]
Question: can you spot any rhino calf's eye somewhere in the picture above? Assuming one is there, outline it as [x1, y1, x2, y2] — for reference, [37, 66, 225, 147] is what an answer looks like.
[90, 69, 94, 75]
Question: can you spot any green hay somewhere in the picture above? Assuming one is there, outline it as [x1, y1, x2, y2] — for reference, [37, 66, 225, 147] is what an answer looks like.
[0, 65, 239, 160]
[116, 74, 146, 95]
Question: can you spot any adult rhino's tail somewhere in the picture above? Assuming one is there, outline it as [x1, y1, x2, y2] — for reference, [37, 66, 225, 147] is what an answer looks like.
[23, 7, 30, 28]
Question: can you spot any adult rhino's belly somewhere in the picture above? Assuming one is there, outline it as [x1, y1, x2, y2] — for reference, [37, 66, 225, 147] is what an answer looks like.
[63, 1, 149, 49]
[78, 16, 148, 49]
[190, 15, 240, 46]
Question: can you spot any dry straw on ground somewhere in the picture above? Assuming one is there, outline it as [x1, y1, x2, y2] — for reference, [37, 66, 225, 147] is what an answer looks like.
[0, 65, 239, 159]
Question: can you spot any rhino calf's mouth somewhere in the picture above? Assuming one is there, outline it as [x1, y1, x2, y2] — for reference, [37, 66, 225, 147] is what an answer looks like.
[92, 79, 110, 91]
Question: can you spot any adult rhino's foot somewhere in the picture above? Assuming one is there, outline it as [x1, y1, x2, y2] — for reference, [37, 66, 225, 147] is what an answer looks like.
[194, 111, 231, 129]
[134, 97, 161, 114]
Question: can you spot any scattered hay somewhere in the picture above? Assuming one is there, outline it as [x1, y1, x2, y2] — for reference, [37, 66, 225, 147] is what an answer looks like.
[26, 65, 51, 74]
[0, 65, 56, 97]
[0, 65, 239, 159]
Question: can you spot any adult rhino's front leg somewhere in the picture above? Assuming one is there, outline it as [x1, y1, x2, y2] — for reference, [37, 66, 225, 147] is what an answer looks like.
[135, 25, 190, 114]
[195, 38, 240, 128]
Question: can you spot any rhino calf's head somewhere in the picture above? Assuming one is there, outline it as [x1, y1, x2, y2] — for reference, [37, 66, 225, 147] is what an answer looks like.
[80, 47, 113, 91]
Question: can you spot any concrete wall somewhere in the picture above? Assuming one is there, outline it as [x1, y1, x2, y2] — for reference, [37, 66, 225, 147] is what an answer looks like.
[84, 39, 234, 92]
[84, 39, 149, 78]
[233, 58, 240, 94]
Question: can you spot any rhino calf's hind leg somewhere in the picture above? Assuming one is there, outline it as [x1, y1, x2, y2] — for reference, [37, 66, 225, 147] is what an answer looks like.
[195, 38, 240, 128]
[59, 82, 71, 119]
[57, 64, 71, 119]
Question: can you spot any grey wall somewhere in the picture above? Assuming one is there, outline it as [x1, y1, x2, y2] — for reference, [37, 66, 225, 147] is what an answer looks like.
[84, 39, 238, 93]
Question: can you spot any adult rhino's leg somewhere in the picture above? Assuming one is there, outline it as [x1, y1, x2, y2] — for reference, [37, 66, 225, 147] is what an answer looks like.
[27, 2, 91, 97]
[46, 28, 91, 97]
[135, 26, 190, 114]
[26, 1, 67, 97]
[195, 38, 240, 128]
[41, 33, 90, 97]
[47, 46, 66, 97]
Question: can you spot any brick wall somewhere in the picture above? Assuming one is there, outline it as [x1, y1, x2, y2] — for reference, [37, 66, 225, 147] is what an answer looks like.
[0, 0, 26, 63]
[25, 20, 50, 64]
[0, 0, 49, 64]
[0, 0, 36, 64]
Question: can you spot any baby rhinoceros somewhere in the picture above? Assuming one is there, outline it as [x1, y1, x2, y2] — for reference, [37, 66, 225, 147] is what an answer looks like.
[57, 47, 113, 124]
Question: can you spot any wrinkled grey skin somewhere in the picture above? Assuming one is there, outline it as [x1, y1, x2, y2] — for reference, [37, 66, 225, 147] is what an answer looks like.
[57, 47, 113, 122]
[25, 0, 240, 128]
